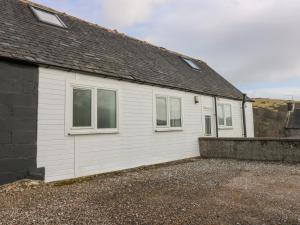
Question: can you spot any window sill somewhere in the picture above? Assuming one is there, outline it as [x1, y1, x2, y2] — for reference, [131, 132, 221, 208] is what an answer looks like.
[155, 127, 183, 132]
[218, 127, 233, 130]
[68, 129, 119, 136]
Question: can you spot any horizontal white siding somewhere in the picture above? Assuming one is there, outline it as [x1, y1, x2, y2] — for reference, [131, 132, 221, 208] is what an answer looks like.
[245, 102, 255, 137]
[37, 67, 252, 182]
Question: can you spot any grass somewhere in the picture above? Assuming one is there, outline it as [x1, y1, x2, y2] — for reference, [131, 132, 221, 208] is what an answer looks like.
[252, 98, 290, 137]
[253, 98, 289, 112]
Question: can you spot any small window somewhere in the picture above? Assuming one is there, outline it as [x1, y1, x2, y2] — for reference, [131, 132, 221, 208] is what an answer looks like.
[182, 58, 200, 70]
[73, 88, 92, 127]
[217, 103, 232, 128]
[155, 95, 182, 129]
[31, 6, 66, 28]
[205, 115, 212, 136]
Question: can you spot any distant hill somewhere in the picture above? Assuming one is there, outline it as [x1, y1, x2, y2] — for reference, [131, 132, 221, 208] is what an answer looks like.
[252, 98, 290, 137]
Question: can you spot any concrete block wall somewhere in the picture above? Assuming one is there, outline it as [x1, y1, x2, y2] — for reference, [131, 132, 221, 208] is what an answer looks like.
[0, 60, 43, 185]
[199, 137, 300, 163]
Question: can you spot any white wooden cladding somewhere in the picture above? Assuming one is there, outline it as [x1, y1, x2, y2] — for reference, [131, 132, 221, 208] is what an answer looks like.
[37, 67, 253, 182]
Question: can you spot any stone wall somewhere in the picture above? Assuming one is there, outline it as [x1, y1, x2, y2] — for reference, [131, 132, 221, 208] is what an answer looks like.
[285, 129, 300, 138]
[199, 137, 300, 163]
[0, 60, 44, 185]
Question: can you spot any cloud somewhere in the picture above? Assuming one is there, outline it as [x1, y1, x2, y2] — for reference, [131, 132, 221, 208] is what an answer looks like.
[142, 0, 300, 85]
[99, 0, 170, 28]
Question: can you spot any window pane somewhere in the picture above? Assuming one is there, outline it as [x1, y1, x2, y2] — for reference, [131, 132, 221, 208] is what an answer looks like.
[217, 105, 224, 126]
[97, 90, 117, 129]
[205, 115, 212, 136]
[156, 97, 167, 126]
[170, 98, 182, 127]
[73, 88, 92, 127]
[224, 105, 232, 126]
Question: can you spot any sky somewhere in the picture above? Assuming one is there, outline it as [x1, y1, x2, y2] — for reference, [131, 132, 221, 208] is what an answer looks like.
[33, 0, 300, 100]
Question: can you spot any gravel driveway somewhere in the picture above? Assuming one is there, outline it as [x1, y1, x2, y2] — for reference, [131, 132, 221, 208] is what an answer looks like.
[0, 158, 300, 225]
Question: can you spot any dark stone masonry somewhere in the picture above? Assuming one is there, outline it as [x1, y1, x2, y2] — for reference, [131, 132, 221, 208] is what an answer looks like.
[199, 137, 300, 163]
[0, 60, 43, 185]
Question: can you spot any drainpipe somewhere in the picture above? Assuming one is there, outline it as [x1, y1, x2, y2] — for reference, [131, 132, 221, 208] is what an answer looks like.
[242, 93, 247, 138]
[214, 96, 219, 138]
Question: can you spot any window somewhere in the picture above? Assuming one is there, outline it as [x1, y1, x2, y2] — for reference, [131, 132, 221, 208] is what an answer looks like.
[182, 58, 200, 70]
[31, 6, 66, 28]
[155, 95, 182, 130]
[73, 88, 92, 128]
[97, 90, 117, 129]
[69, 84, 118, 134]
[217, 103, 232, 128]
[205, 115, 212, 136]
[170, 97, 182, 127]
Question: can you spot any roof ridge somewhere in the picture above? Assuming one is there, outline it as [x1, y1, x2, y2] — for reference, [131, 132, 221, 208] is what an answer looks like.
[22, 0, 207, 64]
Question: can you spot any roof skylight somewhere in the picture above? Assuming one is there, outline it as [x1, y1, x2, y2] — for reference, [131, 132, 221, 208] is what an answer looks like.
[31, 6, 66, 28]
[182, 58, 200, 70]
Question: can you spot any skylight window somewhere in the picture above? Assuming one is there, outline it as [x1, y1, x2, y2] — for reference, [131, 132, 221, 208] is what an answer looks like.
[182, 58, 200, 70]
[31, 6, 66, 28]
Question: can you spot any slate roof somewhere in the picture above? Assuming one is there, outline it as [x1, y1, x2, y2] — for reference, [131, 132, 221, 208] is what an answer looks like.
[0, 0, 245, 100]
[286, 103, 300, 129]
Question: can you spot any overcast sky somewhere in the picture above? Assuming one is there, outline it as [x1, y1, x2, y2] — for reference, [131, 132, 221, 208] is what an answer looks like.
[34, 0, 300, 100]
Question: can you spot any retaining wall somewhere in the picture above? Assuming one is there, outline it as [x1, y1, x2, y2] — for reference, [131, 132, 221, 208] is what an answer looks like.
[199, 137, 300, 163]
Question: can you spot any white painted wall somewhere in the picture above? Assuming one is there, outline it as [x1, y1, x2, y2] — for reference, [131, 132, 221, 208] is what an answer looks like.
[37, 67, 253, 182]
[245, 102, 255, 137]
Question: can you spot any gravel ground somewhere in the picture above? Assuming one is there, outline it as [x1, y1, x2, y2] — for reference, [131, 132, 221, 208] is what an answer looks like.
[0, 158, 300, 225]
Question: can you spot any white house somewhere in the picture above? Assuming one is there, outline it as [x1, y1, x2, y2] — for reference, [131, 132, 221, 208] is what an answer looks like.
[0, 0, 254, 184]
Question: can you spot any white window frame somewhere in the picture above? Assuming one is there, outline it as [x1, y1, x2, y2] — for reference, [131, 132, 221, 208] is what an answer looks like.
[66, 81, 119, 135]
[154, 94, 183, 132]
[30, 6, 67, 28]
[217, 103, 233, 129]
